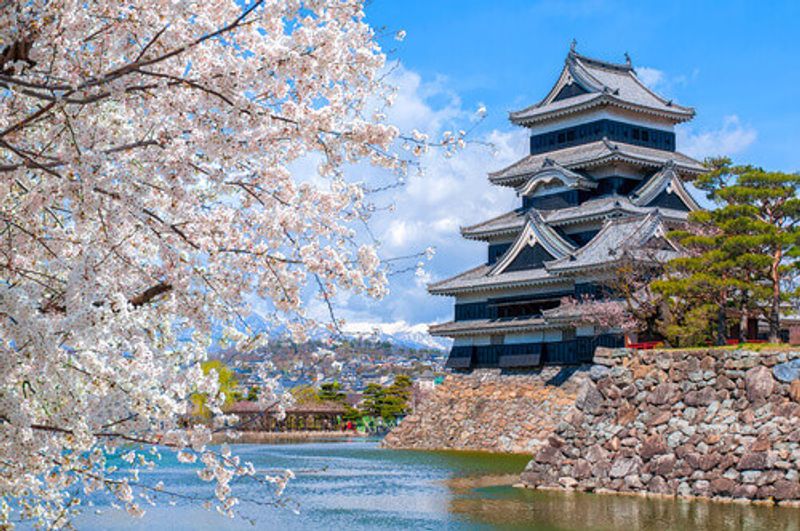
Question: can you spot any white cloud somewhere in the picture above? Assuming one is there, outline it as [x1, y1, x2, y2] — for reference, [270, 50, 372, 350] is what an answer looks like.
[635, 65, 699, 96]
[320, 64, 527, 326]
[635, 67, 665, 90]
[678, 115, 757, 159]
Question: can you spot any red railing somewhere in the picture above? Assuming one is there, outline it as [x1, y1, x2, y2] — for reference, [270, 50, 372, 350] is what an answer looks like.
[725, 339, 768, 345]
[625, 340, 663, 350]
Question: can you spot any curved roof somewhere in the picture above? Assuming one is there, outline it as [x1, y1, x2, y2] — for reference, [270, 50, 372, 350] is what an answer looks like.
[427, 263, 564, 296]
[630, 162, 702, 211]
[489, 138, 705, 188]
[490, 210, 577, 275]
[543, 194, 690, 226]
[515, 160, 597, 196]
[429, 316, 561, 337]
[461, 208, 527, 241]
[546, 212, 678, 274]
[510, 49, 694, 126]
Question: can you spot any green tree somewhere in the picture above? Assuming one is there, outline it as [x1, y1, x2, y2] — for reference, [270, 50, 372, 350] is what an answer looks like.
[318, 381, 346, 403]
[696, 158, 800, 342]
[357, 376, 413, 422]
[191, 360, 241, 418]
[361, 383, 385, 418]
[291, 385, 322, 405]
[652, 212, 749, 346]
[246, 386, 259, 402]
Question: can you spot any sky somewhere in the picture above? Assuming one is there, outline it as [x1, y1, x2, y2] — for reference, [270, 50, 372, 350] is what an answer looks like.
[297, 0, 800, 331]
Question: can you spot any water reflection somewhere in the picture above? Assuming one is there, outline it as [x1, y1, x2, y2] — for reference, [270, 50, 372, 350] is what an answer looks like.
[72, 441, 800, 531]
[450, 482, 800, 531]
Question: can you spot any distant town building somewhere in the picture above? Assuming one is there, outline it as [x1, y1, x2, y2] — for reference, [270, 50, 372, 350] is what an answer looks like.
[430, 44, 704, 370]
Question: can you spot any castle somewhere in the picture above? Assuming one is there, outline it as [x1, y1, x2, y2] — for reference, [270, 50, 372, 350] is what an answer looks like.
[429, 44, 704, 370]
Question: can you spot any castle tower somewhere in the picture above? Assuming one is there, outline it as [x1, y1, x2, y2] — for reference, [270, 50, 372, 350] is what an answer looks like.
[429, 45, 704, 370]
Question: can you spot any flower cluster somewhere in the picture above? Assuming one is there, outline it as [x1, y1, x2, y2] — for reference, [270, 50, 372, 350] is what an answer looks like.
[0, 0, 436, 527]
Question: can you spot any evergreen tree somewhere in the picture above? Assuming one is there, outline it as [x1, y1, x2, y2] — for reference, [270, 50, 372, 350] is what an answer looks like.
[318, 381, 346, 403]
[652, 209, 751, 346]
[361, 383, 385, 418]
[696, 158, 800, 342]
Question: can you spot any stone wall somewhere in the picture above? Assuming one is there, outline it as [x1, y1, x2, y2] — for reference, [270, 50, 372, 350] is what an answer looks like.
[520, 347, 800, 505]
[383, 367, 586, 453]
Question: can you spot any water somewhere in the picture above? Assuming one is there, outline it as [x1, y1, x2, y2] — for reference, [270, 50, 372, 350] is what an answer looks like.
[72, 440, 800, 531]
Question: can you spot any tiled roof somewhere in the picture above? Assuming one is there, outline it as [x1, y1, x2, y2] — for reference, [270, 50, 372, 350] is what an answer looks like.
[546, 212, 677, 273]
[489, 139, 705, 187]
[490, 211, 576, 275]
[428, 263, 563, 295]
[543, 195, 690, 226]
[630, 162, 702, 210]
[510, 50, 694, 126]
[461, 208, 527, 240]
[429, 316, 560, 337]
[461, 195, 690, 240]
[515, 160, 598, 196]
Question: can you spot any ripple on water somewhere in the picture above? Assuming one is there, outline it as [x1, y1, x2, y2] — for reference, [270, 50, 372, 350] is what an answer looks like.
[73, 441, 800, 531]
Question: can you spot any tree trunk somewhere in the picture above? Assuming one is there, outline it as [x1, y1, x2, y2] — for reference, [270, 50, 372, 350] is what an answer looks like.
[769, 248, 782, 343]
[716, 304, 727, 346]
[739, 291, 749, 343]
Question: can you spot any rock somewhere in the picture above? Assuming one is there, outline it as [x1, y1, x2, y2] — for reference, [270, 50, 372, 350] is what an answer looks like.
[651, 454, 676, 476]
[732, 484, 758, 499]
[773, 359, 800, 383]
[774, 480, 800, 501]
[589, 365, 611, 381]
[745, 366, 775, 403]
[573, 460, 592, 479]
[748, 436, 771, 453]
[685, 452, 721, 471]
[640, 435, 669, 459]
[609, 457, 639, 478]
[737, 452, 769, 470]
[790, 381, 800, 403]
[559, 476, 578, 489]
[692, 480, 711, 497]
[710, 477, 736, 496]
[684, 387, 717, 407]
[648, 382, 680, 406]
[647, 410, 672, 427]
[575, 383, 604, 415]
[648, 475, 672, 494]
[616, 403, 637, 425]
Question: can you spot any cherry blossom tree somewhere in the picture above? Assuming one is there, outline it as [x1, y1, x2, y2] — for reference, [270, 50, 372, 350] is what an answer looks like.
[0, 1, 463, 526]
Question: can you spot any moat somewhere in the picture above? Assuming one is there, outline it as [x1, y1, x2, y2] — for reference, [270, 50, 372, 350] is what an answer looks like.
[75, 440, 798, 531]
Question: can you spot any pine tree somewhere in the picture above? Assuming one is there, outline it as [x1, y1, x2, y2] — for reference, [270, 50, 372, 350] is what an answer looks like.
[696, 158, 800, 342]
[652, 215, 744, 346]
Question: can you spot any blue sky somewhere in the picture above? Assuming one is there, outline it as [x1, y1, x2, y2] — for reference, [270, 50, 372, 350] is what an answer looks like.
[300, 0, 800, 331]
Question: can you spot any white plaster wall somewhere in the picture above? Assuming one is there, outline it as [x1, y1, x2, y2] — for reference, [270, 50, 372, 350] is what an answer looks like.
[528, 109, 674, 135]
[543, 330, 563, 342]
[506, 332, 544, 344]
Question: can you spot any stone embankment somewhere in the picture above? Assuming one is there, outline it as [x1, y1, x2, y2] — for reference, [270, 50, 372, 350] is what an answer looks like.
[521, 347, 800, 505]
[383, 367, 587, 453]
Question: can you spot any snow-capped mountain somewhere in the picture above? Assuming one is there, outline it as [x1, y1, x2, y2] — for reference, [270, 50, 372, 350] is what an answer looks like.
[341, 321, 452, 351]
[216, 315, 451, 352]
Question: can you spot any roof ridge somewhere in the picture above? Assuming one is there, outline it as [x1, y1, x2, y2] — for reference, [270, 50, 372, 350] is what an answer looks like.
[569, 49, 634, 73]
[460, 207, 523, 232]
[427, 263, 489, 289]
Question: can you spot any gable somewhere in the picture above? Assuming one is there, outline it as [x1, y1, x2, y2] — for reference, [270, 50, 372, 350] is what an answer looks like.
[646, 189, 691, 211]
[643, 235, 676, 252]
[552, 82, 589, 102]
[504, 242, 555, 272]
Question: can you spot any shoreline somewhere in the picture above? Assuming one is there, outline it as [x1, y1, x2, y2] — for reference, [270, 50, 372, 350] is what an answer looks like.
[212, 430, 370, 444]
